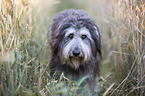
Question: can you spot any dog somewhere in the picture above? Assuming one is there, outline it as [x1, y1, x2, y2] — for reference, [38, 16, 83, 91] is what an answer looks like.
[49, 9, 101, 95]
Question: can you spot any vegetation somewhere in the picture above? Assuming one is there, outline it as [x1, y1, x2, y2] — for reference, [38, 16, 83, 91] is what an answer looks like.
[0, 0, 144, 95]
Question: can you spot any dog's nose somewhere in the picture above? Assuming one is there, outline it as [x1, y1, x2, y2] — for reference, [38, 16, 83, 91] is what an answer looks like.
[73, 49, 80, 57]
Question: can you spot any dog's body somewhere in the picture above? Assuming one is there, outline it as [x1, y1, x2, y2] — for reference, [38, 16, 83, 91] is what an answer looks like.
[49, 9, 101, 95]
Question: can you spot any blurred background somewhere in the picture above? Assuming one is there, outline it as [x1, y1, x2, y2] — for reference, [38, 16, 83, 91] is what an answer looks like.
[0, 0, 145, 95]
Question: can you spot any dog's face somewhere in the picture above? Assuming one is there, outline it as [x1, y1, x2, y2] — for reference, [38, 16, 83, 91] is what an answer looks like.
[61, 27, 93, 69]
[49, 9, 101, 70]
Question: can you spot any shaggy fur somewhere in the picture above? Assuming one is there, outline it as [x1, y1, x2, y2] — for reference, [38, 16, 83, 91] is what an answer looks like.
[49, 9, 101, 95]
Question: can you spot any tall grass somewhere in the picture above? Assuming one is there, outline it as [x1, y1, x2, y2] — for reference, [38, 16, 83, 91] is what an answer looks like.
[101, 0, 145, 95]
[0, 0, 42, 95]
[111, 0, 144, 95]
[0, 0, 144, 96]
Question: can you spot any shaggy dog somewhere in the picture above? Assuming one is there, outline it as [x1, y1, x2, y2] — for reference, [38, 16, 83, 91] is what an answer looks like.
[49, 9, 101, 95]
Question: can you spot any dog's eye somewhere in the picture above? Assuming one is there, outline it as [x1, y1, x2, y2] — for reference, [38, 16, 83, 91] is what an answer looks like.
[81, 35, 87, 39]
[68, 34, 74, 39]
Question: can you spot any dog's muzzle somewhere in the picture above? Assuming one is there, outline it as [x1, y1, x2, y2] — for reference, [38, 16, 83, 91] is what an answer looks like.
[68, 46, 84, 69]
[70, 46, 83, 57]
[72, 48, 80, 57]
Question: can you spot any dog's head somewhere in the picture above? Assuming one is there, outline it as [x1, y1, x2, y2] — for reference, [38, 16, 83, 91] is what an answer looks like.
[49, 9, 101, 69]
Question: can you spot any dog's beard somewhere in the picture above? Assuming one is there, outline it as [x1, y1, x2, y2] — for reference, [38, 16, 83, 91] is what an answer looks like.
[69, 57, 83, 69]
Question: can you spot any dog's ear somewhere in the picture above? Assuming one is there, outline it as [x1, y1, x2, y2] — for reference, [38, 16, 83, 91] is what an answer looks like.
[91, 24, 102, 56]
[93, 25, 99, 37]
[95, 25, 102, 45]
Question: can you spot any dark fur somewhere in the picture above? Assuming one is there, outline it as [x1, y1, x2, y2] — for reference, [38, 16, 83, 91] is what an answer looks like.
[49, 9, 101, 94]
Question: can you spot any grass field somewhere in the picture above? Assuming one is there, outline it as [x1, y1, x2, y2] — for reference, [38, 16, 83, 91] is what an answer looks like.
[0, 0, 145, 95]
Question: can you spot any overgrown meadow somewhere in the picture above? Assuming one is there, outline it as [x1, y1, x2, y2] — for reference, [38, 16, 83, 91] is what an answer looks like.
[0, 0, 144, 96]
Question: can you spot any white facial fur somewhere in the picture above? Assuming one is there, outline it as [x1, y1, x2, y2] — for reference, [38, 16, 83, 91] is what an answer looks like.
[62, 27, 92, 69]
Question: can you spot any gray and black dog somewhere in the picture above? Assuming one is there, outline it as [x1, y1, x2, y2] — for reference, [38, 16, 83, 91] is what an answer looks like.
[49, 9, 102, 95]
